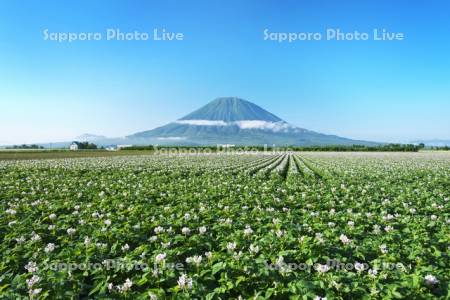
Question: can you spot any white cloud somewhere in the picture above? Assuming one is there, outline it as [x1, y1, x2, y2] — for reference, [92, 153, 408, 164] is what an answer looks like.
[174, 119, 297, 132]
[235, 120, 292, 132]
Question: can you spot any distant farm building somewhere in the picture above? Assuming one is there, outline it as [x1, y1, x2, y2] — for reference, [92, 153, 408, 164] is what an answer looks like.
[218, 144, 235, 148]
[69, 142, 80, 150]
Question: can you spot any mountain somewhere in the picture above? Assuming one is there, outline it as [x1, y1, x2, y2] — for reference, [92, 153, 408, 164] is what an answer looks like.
[128, 97, 377, 146]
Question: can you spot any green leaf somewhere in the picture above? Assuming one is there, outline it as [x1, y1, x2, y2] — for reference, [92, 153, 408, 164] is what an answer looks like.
[211, 262, 225, 275]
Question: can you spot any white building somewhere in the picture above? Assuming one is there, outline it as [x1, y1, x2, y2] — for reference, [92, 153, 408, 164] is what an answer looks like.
[69, 142, 79, 150]
[218, 144, 235, 148]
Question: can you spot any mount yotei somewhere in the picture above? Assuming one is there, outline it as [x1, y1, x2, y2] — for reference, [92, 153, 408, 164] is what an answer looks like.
[127, 97, 375, 146]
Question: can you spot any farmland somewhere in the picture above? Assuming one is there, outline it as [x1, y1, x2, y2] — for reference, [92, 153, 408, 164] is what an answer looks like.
[0, 152, 449, 299]
[0, 150, 156, 161]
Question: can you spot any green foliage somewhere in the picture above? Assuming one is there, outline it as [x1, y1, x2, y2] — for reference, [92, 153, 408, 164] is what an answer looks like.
[72, 141, 98, 149]
[428, 146, 450, 151]
[7, 144, 44, 149]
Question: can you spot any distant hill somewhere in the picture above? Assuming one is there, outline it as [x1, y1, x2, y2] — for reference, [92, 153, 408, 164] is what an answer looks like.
[411, 139, 450, 147]
[129, 97, 377, 146]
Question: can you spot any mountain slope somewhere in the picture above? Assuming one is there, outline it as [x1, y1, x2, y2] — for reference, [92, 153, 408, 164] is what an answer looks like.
[129, 97, 377, 146]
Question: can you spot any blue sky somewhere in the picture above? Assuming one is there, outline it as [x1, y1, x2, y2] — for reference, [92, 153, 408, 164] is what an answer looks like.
[1, 0, 449, 144]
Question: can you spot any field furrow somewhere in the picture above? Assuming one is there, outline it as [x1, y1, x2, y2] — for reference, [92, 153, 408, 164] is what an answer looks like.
[257, 154, 286, 176]
[246, 155, 282, 175]
[293, 154, 315, 176]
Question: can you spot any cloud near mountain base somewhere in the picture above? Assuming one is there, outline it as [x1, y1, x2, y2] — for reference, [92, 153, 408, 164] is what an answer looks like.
[174, 119, 295, 132]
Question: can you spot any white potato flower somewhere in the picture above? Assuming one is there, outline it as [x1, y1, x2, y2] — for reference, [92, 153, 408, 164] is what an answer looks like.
[155, 253, 166, 264]
[339, 234, 351, 245]
[227, 242, 237, 251]
[198, 226, 207, 234]
[44, 243, 56, 253]
[249, 244, 260, 254]
[177, 274, 193, 290]
[424, 274, 439, 285]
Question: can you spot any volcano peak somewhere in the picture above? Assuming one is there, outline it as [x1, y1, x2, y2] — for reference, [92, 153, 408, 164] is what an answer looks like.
[179, 97, 283, 122]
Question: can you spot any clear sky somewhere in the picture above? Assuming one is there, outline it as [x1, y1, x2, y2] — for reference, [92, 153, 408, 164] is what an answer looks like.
[1, 0, 449, 144]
